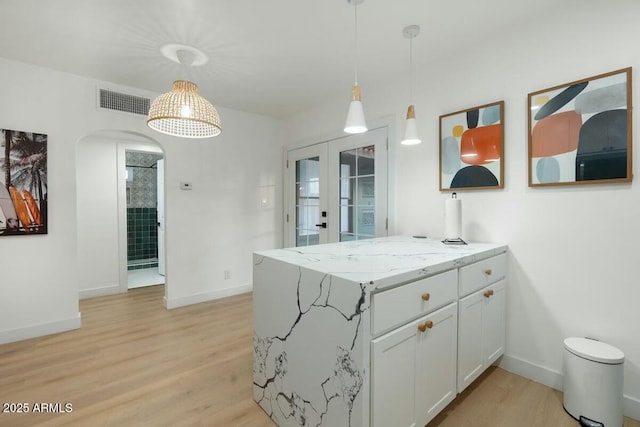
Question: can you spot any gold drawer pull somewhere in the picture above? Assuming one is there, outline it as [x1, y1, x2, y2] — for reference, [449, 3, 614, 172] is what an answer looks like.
[421, 293, 431, 301]
[425, 320, 434, 329]
[484, 268, 492, 275]
[417, 320, 434, 332]
[483, 289, 494, 298]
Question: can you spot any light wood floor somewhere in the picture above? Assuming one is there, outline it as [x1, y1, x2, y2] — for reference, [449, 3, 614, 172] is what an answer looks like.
[0, 285, 272, 427]
[430, 367, 640, 427]
[0, 285, 637, 427]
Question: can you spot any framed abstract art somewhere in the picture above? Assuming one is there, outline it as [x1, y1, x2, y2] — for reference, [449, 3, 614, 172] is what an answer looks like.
[528, 67, 632, 186]
[439, 101, 504, 191]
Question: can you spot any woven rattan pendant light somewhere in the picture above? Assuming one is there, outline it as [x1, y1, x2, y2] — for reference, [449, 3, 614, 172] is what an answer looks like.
[147, 48, 221, 139]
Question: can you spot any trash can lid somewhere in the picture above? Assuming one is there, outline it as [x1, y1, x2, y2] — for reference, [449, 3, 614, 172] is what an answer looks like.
[564, 337, 624, 364]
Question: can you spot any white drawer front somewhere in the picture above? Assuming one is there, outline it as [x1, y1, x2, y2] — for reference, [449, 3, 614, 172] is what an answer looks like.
[459, 253, 506, 297]
[372, 269, 457, 335]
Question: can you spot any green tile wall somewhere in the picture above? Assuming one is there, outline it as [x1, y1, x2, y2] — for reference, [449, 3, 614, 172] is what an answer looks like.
[127, 207, 158, 269]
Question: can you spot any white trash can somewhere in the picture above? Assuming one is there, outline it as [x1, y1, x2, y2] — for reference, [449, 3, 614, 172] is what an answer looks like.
[563, 337, 624, 427]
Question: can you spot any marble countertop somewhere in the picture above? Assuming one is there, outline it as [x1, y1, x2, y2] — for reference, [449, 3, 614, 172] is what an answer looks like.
[255, 236, 507, 289]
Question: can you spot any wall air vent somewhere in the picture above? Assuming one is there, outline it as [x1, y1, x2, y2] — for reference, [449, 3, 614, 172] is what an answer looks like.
[99, 88, 150, 116]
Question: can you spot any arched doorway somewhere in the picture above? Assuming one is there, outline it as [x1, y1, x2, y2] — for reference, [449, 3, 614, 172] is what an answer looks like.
[76, 130, 167, 302]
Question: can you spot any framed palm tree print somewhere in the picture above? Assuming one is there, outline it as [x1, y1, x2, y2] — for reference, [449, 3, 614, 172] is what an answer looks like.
[0, 129, 47, 235]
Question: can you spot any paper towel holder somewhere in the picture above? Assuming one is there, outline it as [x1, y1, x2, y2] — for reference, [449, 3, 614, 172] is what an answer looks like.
[442, 237, 467, 245]
[442, 193, 467, 245]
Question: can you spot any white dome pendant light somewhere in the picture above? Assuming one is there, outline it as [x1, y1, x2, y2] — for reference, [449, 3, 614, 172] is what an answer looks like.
[401, 25, 421, 145]
[344, 0, 367, 134]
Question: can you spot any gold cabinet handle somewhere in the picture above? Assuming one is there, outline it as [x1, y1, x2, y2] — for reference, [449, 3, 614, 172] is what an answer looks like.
[421, 293, 430, 301]
[484, 268, 492, 276]
[425, 320, 434, 329]
[417, 320, 434, 332]
[483, 289, 494, 298]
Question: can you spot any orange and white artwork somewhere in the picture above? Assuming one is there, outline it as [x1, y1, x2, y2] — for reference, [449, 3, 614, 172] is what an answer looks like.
[439, 101, 504, 191]
[527, 68, 631, 187]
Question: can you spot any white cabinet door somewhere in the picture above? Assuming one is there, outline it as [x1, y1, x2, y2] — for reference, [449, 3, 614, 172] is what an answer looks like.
[371, 316, 418, 427]
[483, 279, 506, 365]
[457, 289, 484, 393]
[371, 303, 458, 427]
[415, 302, 458, 427]
[457, 279, 506, 393]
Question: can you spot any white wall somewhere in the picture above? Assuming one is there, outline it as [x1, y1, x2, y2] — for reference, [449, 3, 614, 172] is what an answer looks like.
[163, 108, 283, 308]
[283, 1, 640, 418]
[0, 60, 83, 344]
[76, 137, 121, 297]
[0, 57, 283, 342]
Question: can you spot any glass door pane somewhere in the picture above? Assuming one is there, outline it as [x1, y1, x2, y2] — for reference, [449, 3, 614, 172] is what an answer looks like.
[286, 144, 328, 247]
[339, 146, 376, 241]
[296, 157, 320, 246]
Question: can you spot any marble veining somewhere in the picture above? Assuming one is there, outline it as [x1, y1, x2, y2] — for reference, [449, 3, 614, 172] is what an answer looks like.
[253, 262, 370, 426]
[254, 236, 505, 290]
[253, 236, 507, 427]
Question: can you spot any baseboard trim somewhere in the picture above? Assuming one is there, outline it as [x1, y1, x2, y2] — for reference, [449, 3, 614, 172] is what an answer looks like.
[164, 284, 253, 309]
[500, 353, 640, 421]
[79, 284, 121, 300]
[0, 313, 81, 345]
[499, 354, 563, 391]
[625, 395, 640, 422]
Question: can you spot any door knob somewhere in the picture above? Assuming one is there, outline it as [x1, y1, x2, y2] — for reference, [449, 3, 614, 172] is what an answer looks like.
[315, 222, 327, 229]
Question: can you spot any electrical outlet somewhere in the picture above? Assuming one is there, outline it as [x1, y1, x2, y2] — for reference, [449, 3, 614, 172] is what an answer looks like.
[224, 270, 230, 280]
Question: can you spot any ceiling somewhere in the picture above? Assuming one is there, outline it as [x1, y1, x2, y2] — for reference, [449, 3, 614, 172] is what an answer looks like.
[0, 0, 571, 118]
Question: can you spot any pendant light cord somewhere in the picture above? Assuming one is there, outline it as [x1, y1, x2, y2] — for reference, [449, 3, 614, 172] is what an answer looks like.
[354, 1, 359, 85]
[409, 36, 413, 104]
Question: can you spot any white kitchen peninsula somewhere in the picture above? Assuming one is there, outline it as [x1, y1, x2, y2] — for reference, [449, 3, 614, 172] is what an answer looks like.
[253, 236, 507, 427]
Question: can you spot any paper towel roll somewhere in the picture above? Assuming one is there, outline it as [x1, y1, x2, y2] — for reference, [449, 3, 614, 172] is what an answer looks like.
[444, 198, 462, 239]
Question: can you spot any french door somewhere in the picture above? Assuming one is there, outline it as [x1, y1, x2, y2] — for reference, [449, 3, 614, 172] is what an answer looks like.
[285, 127, 388, 247]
